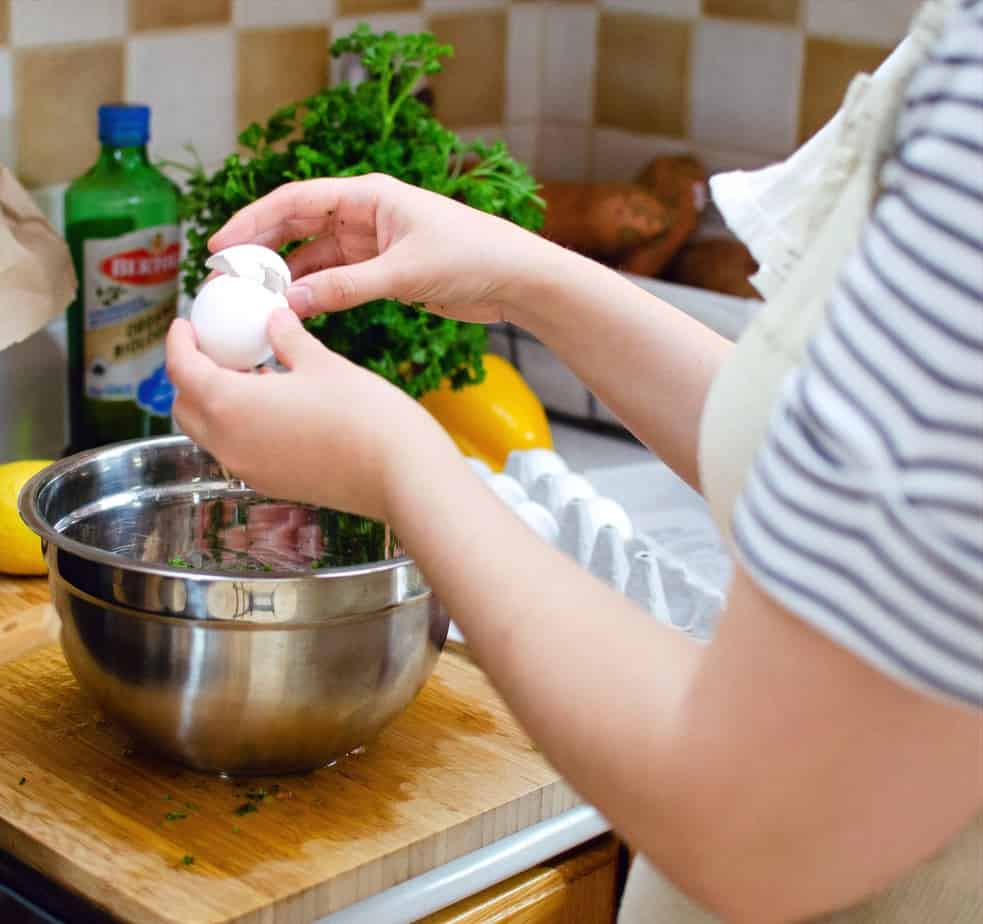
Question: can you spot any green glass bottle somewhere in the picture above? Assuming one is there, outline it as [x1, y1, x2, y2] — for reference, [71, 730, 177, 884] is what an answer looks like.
[64, 104, 180, 452]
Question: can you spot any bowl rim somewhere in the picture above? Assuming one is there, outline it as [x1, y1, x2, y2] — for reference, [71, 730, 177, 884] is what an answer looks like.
[18, 434, 415, 584]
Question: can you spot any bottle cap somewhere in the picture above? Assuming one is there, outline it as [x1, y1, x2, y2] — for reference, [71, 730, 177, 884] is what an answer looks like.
[98, 104, 150, 146]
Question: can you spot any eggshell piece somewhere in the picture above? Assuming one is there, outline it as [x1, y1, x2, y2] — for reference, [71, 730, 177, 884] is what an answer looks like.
[206, 244, 291, 294]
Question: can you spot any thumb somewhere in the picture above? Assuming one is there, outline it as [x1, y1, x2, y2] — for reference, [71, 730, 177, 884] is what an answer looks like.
[267, 308, 324, 370]
[286, 255, 396, 315]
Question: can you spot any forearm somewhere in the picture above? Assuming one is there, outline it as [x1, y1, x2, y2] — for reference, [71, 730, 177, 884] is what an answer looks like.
[385, 422, 706, 868]
[510, 243, 731, 491]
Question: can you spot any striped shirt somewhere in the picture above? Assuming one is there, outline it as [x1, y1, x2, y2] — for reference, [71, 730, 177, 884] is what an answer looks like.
[732, 2, 983, 709]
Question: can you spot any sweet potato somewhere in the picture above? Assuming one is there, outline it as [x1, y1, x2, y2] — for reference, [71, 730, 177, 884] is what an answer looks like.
[540, 182, 670, 260]
[618, 155, 708, 277]
[663, 238, 761, 299]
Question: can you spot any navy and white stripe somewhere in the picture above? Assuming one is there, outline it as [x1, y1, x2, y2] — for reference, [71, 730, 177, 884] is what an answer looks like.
[732, 3, 983, 709]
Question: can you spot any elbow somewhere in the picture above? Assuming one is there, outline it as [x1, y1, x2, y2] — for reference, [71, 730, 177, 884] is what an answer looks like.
[632, 771, 825, 924]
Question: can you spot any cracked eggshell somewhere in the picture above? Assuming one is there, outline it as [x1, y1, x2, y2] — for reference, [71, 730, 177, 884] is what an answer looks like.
[190, 274, 286, 370]
[206, 244, 291, 294]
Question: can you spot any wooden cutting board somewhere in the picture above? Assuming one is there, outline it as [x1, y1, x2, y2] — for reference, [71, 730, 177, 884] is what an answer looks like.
[0, 579, 580, 924]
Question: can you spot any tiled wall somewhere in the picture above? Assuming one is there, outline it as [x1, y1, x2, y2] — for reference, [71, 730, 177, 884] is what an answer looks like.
[1, 0, 921, 195]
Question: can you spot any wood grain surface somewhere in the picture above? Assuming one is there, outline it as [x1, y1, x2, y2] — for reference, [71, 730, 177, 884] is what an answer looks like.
[0, 579, 581, 924]
[421, 835, 619, 924]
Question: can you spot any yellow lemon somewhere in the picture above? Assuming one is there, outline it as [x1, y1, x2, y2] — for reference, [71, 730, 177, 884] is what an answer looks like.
[0, 460, 52, 576]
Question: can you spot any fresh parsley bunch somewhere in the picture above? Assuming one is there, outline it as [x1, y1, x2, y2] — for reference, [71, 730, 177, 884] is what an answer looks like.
[177, 25, 544, 398]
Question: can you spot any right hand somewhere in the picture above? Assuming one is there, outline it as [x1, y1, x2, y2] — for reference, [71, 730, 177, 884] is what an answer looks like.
[208, 173, 560, 325]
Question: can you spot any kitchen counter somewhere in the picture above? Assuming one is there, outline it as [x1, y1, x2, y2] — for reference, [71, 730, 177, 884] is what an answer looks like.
[0, 576, 612, 924]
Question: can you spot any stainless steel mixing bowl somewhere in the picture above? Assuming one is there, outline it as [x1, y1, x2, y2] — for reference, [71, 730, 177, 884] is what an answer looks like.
[19, 436, 447, 775]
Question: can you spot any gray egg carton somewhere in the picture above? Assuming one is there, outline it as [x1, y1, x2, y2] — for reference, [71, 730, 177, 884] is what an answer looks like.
[448, 449, 726, 646]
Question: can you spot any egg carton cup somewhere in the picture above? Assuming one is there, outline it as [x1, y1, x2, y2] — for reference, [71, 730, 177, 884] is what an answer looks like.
[447, 449, 726, 647]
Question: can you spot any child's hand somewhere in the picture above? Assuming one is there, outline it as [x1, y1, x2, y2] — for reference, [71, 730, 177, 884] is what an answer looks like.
[208, 173, 559, 327]
[166, 309, 453, 520]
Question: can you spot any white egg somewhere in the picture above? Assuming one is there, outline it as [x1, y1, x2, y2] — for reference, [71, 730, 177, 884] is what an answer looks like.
[505, 449, 567, 488]
[190, 274, 286, 370]
[486, 473, 527, 507]
[206, 244, 291, 294]
[513, 501, 559, 543]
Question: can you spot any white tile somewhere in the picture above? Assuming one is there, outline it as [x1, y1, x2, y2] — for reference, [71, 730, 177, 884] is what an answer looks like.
[0, 51, 13, 171]
[542, 2, 598, 123]
[600, 0, 699, 17]
[10, 0, 125, 47]
[505, 123, 538, 172]
[806, 0, 919, 46]
[506, 2, 543, 123]
[538, 123, 590, 181]
[233, 0, 335, 27]
[590, 128, 691, 181]
[696, 144, 776, 176]
[330, 13, 427, 85]
[516, 339, 591, 418]
[127, 28, 236, 167]
[690, 20, 803, 157]
[425, 0, 506, 11]
[29, 182, 68, 235]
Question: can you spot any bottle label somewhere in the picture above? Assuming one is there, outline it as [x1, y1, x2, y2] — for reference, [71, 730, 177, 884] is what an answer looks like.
[82, 224, 179, 415]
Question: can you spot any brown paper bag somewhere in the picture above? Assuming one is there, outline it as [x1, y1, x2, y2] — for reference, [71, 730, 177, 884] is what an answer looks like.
[0, 164, 77, 353]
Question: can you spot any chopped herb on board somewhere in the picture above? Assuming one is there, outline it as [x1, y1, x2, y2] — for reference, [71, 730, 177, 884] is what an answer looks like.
[165, 810, 188, 822]
[168, 556, 192, 568]
[234, 801, 258, 816]
[181, 854, 195, 866]
[18, 777, 26, 786]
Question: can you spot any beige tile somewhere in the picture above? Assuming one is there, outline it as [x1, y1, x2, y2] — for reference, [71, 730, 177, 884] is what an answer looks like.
[799, 37, 889, 142]
[595, 12, 690, 137]
[129, 0, 230, 32]
[338, 0, 419, 13]
[237, 27, 329, 133]
[0, 0, 8, 45]
[702, 0, 798, 24]
[15, 42, 123, 186]
[429, 10, 506, 128]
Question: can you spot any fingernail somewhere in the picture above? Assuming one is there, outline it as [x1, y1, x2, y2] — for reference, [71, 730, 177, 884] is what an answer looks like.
[286, 285, 312, 312]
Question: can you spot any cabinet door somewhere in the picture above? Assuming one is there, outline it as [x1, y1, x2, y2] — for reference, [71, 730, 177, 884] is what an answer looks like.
[422, 835, 621, 924]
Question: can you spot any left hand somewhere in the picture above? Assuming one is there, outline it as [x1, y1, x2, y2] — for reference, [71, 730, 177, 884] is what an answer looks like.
[165, 308, 452, 520]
